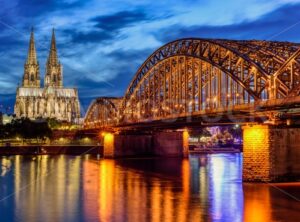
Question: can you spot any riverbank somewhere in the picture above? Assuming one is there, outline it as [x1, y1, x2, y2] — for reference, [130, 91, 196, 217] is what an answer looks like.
[0, 145, 103, 155]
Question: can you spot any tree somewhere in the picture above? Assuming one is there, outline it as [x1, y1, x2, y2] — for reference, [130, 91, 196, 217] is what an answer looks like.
[0, 117, 52, 140]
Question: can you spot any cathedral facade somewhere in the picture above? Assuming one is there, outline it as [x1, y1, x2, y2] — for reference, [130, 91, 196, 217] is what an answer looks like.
[14, 29, 80, 122]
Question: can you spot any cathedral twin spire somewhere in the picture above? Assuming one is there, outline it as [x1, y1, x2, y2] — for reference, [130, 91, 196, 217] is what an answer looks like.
[48, 29, 59, 65]
[23, 28, 40, 87]
[45, 29, 63, 88]
[26, 28, 38, 65]
[22, 28, 63, 88]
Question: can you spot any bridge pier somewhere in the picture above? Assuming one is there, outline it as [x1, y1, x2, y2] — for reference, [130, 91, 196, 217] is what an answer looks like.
[153, 131, 189, 157]
[103, 133, 152, 158]
[243, 125, 300, 182]
[103, 131, 189, 158]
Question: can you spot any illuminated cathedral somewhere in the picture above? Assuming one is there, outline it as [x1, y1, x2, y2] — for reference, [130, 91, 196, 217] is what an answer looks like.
[14, 29, 80, 122]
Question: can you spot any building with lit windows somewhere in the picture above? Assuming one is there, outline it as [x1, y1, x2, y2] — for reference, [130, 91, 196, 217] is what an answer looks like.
[14, 29, 80, 122]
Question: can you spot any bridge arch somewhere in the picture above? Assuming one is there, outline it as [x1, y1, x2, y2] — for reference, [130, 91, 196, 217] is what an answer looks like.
[122, 55, 261, 123]
[83, 97, 122, 129]
[124, 38, 271, 102]
[84, 38, 300, 127]
[121, 39, 273, 123]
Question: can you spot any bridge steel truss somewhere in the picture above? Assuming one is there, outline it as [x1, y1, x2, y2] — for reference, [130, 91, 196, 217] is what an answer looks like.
[84, 97, 122, 129]
[84, 38, 300, 129]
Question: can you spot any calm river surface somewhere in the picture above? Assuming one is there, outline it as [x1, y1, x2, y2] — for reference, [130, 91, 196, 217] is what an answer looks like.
[0, 154, 300, 222]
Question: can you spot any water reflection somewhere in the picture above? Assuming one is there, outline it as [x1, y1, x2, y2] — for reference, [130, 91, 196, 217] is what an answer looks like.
[0, 154, 299, 221]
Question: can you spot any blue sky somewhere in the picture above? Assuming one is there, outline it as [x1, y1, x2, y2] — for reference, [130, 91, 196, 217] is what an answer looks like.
[1, 0, 300, 113]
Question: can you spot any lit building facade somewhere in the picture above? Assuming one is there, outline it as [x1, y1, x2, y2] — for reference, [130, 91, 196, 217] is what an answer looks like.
[14, 29, 80, 122]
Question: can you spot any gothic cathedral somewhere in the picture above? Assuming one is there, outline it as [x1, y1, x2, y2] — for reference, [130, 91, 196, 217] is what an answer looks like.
[14, 29, 80, 122]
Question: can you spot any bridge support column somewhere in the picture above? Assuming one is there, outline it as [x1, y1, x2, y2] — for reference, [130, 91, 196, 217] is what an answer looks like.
[103, 133, 152, 158]
[243, 125, 300, 182]
[103, 131, 189, 158]
[153, 131, 189, 157]
[103, 133, 115, 158]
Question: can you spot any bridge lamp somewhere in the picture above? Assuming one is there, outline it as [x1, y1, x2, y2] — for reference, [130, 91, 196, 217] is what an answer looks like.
[103, 132, 114, 147]
[83, 137, 90, 143]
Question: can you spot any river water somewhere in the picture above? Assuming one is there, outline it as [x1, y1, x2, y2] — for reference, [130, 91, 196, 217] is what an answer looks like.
[0, 154, 299, 222]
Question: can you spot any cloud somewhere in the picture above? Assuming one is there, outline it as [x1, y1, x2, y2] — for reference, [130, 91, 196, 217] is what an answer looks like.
[66, 29, 114, 44]
[92, 10, 150, 32]
[66, 9, 170, 45]
[155, 3, 300, 42]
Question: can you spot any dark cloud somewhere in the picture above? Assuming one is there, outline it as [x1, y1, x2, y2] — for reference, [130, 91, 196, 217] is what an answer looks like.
[155, 3, 300, 43]
[63, 9, 156, 44]
[67, 30, 114, 44]
[92, 10, 150, 32]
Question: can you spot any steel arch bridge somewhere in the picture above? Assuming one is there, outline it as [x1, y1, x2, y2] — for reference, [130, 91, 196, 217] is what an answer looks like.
[84, 38, 300, 129]
[84, 97, 122, 129]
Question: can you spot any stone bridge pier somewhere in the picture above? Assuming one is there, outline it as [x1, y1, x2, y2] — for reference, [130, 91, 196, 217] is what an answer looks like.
[103, 130, 189, 158]
[243, 125, 300, 182]
[102, 125, 300, 182]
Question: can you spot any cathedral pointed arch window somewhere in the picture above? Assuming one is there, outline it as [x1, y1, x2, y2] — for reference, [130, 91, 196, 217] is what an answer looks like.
[30, 73, 35, 82]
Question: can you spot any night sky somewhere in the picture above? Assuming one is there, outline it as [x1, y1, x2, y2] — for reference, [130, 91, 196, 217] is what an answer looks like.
[1, 0, 300, 114]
